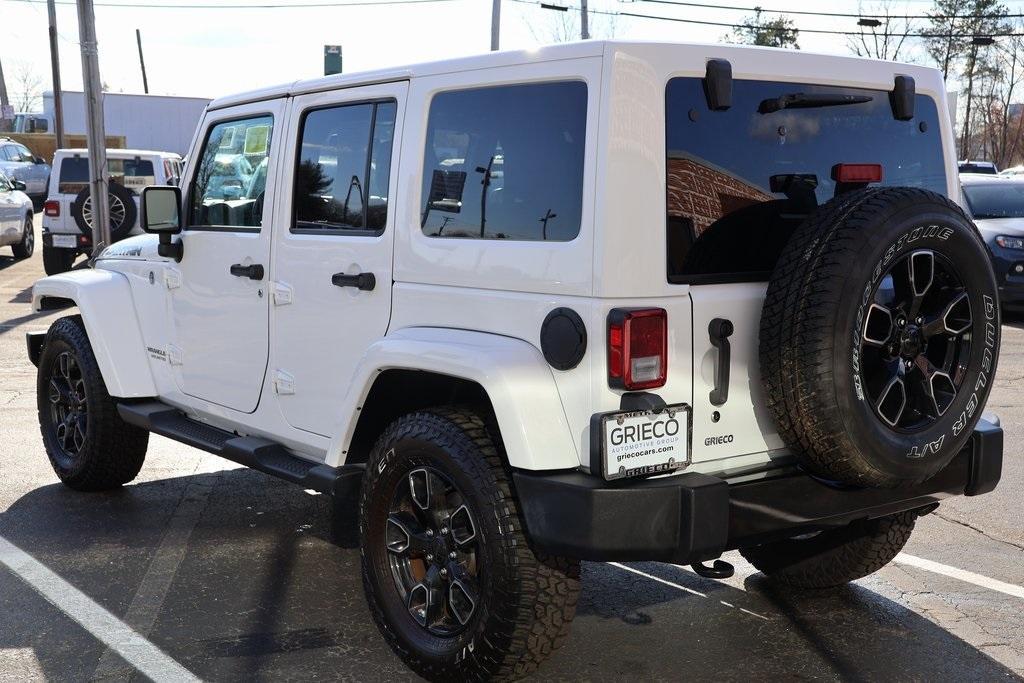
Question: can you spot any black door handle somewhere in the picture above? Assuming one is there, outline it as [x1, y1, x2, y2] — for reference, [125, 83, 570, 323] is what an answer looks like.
[230, 263, 264, 280]
[331, 272, 376, 291]
[709, 318, 734, 406]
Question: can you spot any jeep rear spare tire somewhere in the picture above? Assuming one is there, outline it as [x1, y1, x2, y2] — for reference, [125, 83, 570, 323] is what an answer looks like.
[761, 188, 1000, 488]
[71, 182, 137, 244]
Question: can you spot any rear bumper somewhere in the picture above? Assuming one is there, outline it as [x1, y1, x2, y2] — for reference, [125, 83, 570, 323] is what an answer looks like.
[513, 418, 1003, 564]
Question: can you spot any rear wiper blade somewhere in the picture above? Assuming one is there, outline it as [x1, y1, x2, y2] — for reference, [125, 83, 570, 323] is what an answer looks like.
[758, 93, 873, 114]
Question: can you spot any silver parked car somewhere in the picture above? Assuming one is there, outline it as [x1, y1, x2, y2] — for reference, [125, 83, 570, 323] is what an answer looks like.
[0, 137, 51, 204]
[0, 168, 35, 259]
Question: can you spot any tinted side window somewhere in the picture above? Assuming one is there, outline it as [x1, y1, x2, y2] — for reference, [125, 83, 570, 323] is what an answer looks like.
[14, 144, 34, 162]
[293, 100, 396, 233]
[421, 81, 587, 241]
[189, 115, 273, 229]
[665, 78, 946, 283]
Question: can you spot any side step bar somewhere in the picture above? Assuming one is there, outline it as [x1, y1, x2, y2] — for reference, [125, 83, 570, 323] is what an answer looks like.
[117, 401, 362, 497]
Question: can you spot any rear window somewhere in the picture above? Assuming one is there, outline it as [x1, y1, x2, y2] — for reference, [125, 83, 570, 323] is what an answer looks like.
[58, 156, 156, 195]
[420, 81, 587, 241]
[963, 182, 1024, 219]
[665, 78, 946, 283]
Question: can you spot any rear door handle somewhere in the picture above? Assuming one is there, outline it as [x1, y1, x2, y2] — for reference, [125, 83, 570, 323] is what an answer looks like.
[229, 263, 264, 280]
[708, 318, 734, 406]
[331, 272, 376, 291]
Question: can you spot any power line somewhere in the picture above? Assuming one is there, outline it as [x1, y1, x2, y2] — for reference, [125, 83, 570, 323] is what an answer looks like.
[510, 0, 1024, 38]
[636, 0, 1024, 22]
[3, 0, 460, 8]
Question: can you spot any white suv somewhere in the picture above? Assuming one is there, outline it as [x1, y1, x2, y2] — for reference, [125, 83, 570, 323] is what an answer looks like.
[27, 42, 1004, 680]
[40, 148, 183, 274]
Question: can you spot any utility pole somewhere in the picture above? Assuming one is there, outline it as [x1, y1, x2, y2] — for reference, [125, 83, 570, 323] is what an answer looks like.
[0, 58, 11, 133]
[136, 29, 149, 94]
[581, 0, 589, 39]
[76, 0, 111, 258]
[48, 0, 66, 148]
[491, 0, 500, 51]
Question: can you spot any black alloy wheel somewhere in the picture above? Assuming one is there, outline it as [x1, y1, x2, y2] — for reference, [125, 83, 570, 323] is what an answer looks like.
[385, 466, 479, 636]
[47, 351, 89, 464]
[859, 249, 972, 432]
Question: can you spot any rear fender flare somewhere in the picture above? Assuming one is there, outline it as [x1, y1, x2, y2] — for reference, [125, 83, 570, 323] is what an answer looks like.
[328, 327, 580, 471]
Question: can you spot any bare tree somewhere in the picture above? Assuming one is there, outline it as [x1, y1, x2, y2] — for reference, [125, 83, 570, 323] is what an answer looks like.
[11, 62, 44, 112]
[847, 1, 916, 60]
[974, 27, 1024, 165]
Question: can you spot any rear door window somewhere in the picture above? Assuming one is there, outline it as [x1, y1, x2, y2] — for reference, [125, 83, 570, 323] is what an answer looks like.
[665, 78, 946, 283]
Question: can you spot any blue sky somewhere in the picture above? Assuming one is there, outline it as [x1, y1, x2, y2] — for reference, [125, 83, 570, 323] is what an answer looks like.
[1, 0, 1022, 104]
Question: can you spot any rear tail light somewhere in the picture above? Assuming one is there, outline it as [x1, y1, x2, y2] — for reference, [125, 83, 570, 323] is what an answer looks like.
[608, 308, 667, 390]
[43, 200, 60, 217]
[832, 163, 883, 184]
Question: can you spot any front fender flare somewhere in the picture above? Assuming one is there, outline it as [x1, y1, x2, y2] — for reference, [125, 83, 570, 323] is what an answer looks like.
[328, 328, 579, 471]
[32, 269, 157, 397]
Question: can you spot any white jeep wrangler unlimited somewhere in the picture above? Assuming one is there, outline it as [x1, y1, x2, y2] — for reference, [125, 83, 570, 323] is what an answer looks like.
[27, 42, 1004, 680]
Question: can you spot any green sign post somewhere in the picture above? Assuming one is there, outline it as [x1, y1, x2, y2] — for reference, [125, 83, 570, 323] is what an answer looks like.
[324, 45, 342, 76]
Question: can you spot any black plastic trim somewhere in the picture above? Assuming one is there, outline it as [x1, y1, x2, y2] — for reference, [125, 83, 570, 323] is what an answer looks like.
[26, 331, 45, 368]
[517, 419, 1002, 563]
[703, 59, 733, 111]
[540, 307, 587, 371]
[117, 401, 363, 495]
[891, 74, 916, 121]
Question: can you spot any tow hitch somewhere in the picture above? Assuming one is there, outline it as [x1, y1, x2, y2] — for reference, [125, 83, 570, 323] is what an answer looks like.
[691, 558, 735, 579]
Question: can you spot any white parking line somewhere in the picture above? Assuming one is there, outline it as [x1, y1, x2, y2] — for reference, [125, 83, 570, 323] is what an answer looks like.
[608, 562, 770, 620]
[0, 535, 199, 683]
[895, 553, 1024, 600]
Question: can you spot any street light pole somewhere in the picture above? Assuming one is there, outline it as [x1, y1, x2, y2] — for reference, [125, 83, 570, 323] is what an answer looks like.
[491, 0, 500, 51]
[581, 0, 589, 39]
[47, 0, 66, 149]
[76, 0, 111, 259]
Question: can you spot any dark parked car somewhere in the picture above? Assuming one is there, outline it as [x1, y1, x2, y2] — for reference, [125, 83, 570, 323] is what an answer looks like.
[962, 174, 1024, 312]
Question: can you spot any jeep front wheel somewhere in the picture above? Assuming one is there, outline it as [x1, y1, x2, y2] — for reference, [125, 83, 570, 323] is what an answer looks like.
[37, 316, 149, 491]
[360, 408, 580, 681]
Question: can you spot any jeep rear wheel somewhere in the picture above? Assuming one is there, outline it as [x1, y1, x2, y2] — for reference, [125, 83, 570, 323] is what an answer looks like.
[37, 316, 148, 491]
[740, 511, 917, 588]
[42, 246, 77, 275]
[761, 188, 1000, 488]
[360, 408, 580, 681]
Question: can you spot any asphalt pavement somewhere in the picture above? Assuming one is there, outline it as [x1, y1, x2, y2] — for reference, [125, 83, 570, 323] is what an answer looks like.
[1, 217, 1022, 681]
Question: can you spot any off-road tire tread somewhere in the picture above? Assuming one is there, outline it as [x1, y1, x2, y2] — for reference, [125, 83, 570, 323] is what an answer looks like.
[42, 245, 76, 275]
[360, 407, 580, 681]
[761, 187, 982, 488]
[38, 316, 148, 490]
[740, 511, 917, 588]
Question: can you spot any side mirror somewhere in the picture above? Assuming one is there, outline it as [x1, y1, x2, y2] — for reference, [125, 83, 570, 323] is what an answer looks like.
[11, 179, 26, 191]
[34, 156, 46, 165]
[141, 186, 184, 261]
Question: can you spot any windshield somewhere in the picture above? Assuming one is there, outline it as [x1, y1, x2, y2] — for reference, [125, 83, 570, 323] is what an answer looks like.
[665, 78, 946, 283]
[963, 182, 1024, 219]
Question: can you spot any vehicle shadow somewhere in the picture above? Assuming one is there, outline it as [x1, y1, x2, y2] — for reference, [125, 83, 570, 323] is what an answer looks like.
[0, 469, 1017, 682]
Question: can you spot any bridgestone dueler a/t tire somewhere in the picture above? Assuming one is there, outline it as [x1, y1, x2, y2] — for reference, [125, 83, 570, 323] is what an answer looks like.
[761, 187, 1000, 488]
[37, 316, 148, 491]
[740, 511, 917, 588]
[360, 408, 580, 681]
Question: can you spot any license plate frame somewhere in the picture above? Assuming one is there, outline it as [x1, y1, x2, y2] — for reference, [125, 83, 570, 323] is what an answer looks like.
[52, 234, 77, 249]
[597, 403, 691, 481]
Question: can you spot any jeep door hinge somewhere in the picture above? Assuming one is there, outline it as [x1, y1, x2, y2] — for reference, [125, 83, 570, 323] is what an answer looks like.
[164, 268, 182, 290]
[274, 369, 295, 395]
[167, 344, 184, 366]
[272, 282, 293, 306]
